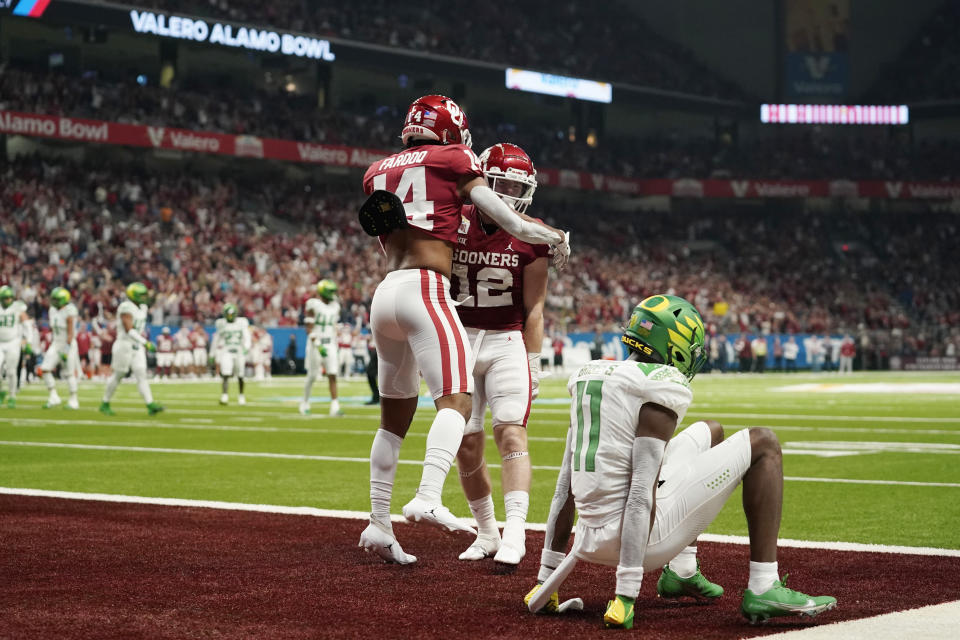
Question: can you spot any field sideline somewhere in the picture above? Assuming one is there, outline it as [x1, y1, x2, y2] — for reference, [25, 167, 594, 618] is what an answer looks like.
[2, 370, 958, 548]
[2, 370, 958, 638]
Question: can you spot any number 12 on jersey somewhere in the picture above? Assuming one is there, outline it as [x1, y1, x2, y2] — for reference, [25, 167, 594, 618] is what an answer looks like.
[573, 380, 603, 471]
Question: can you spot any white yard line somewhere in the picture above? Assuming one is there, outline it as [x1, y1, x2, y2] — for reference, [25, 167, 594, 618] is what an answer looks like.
[750, 601, 960, 639]
[2, 487, 958, 558]
[2, 440, 959, 487]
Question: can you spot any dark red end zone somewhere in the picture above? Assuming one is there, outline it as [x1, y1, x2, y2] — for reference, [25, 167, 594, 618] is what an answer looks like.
[2, 495, 958, 639]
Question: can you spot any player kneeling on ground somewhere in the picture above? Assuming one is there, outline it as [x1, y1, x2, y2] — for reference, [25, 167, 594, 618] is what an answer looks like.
[99, 282, 164, 416]
[451, 143, 550, 566]
[524, 295, 836, 628]
[212, 303, 250, 405]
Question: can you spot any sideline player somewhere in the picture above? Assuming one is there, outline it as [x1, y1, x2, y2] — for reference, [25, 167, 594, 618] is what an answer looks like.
[301, 279, 343, 416]
[40, 287, 80, 409]
[174, 325, 193, 377]
[99, 282, 164, 415]
[524, 295, 836, 628]
[358, 94, 571, 564]
[191, 322, 210, 377]
[0, 285, 32, 408]
[212, 303, 250, 405]
[156, 327, 174, 378]
[449, 143, 549, 565]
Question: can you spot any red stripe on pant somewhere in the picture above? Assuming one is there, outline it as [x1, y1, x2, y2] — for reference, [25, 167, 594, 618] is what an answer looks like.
[521, 352, 533, 427]
[420, 270, 451, 395]
[433, 271, 468, 394]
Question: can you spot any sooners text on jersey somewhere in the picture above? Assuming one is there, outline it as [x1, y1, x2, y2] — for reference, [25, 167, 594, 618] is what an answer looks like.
[450, 204, 549, 331]
[362, 143, 484, 245]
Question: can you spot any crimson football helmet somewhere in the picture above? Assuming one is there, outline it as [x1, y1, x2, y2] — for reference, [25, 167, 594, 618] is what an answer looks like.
[478, 143, 537, 213]
[401, 94, 472, 148]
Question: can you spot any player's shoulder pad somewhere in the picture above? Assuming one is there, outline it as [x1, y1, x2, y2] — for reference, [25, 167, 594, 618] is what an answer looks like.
[633, 362, 690, 388]
[64, 303, 79, 316]
[215, 318, 226, 330]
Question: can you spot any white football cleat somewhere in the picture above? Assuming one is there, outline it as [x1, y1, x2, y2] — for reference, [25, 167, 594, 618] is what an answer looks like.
[219, 393, 228, 405]
[66, 397, 80, 410]
[238, 394, 246, 406]
[459, 533, 501, 561]
[298, 402, 310, 415]
[402, 497, 476, 535]
[358, 521, 416, 564]
[493, 539, 525, 565]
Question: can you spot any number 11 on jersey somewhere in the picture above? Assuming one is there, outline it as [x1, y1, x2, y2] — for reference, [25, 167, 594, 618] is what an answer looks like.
[573, 380, 603, 471]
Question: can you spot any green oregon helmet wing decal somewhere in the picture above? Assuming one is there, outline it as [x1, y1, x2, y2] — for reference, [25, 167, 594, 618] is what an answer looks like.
[622, 294, 706, 380]
[126, 282, 149, 305]
[317, 279, 338, 301]
[50, 287, 71, 309]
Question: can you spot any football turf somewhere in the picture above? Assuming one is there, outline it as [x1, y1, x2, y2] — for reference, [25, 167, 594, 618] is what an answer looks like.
[1, 371, 958, 550]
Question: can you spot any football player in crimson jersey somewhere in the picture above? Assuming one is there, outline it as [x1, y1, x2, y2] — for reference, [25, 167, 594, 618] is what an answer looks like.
[449, 143, 549, 566]
[358, 95, 572, 564]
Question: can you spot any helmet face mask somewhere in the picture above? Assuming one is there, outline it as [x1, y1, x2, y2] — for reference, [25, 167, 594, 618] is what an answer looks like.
[317, 279, 338, 302]
[401, 95, 472, 148]
[0, 285, 13, 309]
[478, 143, 537, 214]
[51, 287, 71, 309]
[223, 303, 238, 322]
[621, 294, 706, 380]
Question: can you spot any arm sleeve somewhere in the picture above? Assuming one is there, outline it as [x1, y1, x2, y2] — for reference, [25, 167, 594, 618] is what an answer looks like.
[614, 436, 667, 598]
[538, 427, 577, 582]
[470, 185, 561, 246]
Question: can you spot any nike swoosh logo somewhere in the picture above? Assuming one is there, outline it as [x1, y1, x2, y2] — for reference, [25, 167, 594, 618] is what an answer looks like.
[658, 480, 666, 488]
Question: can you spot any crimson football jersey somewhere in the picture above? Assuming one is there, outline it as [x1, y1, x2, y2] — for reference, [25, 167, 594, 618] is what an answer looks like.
[450, 205, 550, 331]
[362, 143, 484, 245]
[157, 335, 174, 353]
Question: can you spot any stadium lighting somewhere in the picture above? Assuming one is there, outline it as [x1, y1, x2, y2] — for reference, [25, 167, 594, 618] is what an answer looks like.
[505, 68, 612, 104]
[760, 104, 909, 125]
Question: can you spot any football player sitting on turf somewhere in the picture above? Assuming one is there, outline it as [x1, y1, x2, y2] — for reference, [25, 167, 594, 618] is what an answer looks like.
[301, 279, 343, 417]
[99, 282, 164, 416]
[524, 295, 836, 628]
[449, 143, 551, 566]
[212, 303, 251, 406]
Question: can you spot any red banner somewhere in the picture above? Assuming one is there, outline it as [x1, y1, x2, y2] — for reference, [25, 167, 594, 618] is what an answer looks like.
[4, 110, 960, 200]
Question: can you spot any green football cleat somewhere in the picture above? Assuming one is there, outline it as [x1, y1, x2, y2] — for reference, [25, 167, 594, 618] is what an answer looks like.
[6, 397, 14, 409]
[657, 562, 724, 600]
[741, 575, 837, 624]
[603, 595, 635, 629]
[146, 402, 165, 415]
[99, 402, 116, 416]
[0, 390, 6, 404]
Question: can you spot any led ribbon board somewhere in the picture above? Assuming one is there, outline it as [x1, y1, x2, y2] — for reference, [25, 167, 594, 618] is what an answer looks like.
[761, 104, 909, 125]
[506, 68, 612, 104]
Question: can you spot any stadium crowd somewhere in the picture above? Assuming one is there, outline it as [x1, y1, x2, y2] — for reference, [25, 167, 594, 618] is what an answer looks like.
[5, 64, 960, 181]
[2, 154, 956, 360]
[144, 0, 745, 100]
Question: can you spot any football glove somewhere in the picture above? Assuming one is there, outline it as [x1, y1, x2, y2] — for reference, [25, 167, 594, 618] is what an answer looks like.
[59, 351, 68, 363]
[318, 345, 328, 357]
[22, 343, 32, 355]
[550, 231, 571, 271]
[528, 352, 542, 399]
[145, 342, 156, 353]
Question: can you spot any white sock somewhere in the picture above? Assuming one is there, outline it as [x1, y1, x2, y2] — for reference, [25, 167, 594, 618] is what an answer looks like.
[669, 546, 699, 578]
[370, 429, 403, 530]
[43, 372, 56, 392]
[416, 408, 465, 503]
[303, 373, 315, 404]
[67, 373, 78, 395]
[136, 376, 154, 404]
[330, 398, 340, 414]
[468, 495, 499, 537]
[748, 560, 779, 594]
[102, 373, 121, 402]
[502, 490, 529, 547]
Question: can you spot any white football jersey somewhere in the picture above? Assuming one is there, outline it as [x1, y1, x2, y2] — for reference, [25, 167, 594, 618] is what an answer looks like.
[305, 298, 340, 341]
[49, 303, 79, 347]
[567, 360, 693, 528]
[115, 300, 148, 344]
[215, 317, 251, 353]
[0, 300, 27, 342]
